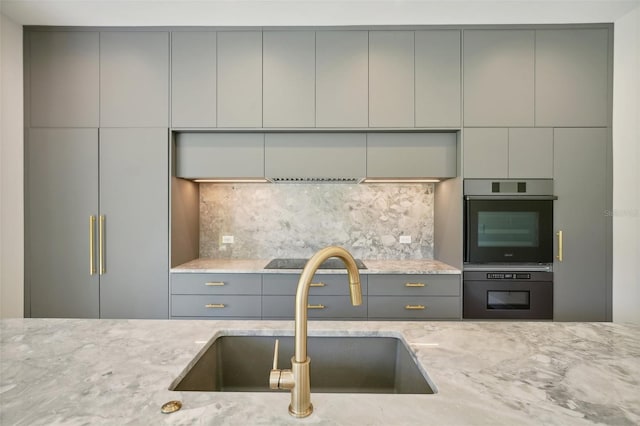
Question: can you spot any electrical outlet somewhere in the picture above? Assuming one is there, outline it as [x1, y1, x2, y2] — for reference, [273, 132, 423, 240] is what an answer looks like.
[222, 235, 235, 244]
[399, 235, 412, 244]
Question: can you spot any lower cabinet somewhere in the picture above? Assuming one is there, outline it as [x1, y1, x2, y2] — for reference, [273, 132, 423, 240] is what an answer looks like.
[171, 272, 461, 320]
[171, 273, 262, 319]
[368, 274, 461, 320]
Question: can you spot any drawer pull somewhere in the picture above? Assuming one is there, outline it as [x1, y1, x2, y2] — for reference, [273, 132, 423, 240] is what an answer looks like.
[307, 304, 326, 310]
[405, 304, 426, 310]
[310, 282, 326, 287]
[405, 283, 426, 288]
[205, 282, 225, 286]
[205, 303, 226, 309]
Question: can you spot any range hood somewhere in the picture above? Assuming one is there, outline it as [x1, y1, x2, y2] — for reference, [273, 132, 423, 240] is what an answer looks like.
[266, 177, 364, 184]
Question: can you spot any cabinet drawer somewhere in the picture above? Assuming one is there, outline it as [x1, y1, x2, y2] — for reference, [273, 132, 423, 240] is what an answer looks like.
[171, 274, 262, 295]
[368, 275, 460, 296]
[263, 274, 367, 296]
[262, 295, 368, 319]
[368, 296, 460, 319]
[171, 295, 261, 318]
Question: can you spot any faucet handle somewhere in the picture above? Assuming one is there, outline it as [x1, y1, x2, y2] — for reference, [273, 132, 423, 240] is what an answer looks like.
[269, 339, 294, 390]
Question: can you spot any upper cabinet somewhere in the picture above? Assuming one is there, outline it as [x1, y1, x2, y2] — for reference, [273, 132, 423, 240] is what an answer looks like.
[217, 31, 263, 128]
[535, 29, 609, 127]
[29, 31, 100, 127]
[463, 30, 535, 127]
[315, 31, 369, 128]
[415, 30, 461, 128]
[263, 31, 315, 127]
[369, 31, 415, 128]
[100, 32, 169, 127]
[171, 31, 217, 128]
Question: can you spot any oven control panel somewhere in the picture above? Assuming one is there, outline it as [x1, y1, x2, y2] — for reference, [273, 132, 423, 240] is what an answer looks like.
[486, 273, 532, 280]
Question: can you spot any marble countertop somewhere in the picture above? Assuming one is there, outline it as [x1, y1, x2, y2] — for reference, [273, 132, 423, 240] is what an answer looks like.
[171, 258, 461, 274]
[2, 319, 639, 425]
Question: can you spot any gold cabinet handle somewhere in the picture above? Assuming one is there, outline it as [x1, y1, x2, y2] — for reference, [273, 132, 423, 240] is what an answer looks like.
[307, 304, 326, 310]
[310, 282, 326, 287]
[556, 230, 563, 262]
[89, 216, 96, 275]
[205, 303, 225, 308]
[98, 215, 106, 275]
[205, 282, 225, 286]
[405, 305, 426, 310]
[405, 282, 425, 287]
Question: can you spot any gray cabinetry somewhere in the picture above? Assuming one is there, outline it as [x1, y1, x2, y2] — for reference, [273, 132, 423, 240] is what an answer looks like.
[367, 133, 457, 178]
[464, 128, 552, 179]
[171, 273, 262, 318]
[535, 29, 609, 127]
[98, 128, 169, 319]
[26, 128, 169, 319]
[27, 129, 100, 318]
[415, 30, 461, 128]
[263, 31, 315, 127]
[369, 31, 414, 127]
[262, 274, 368, 319]
[264, 133, 366, 179]
[463, 30, 535, 127]
[171, 31, 216, 127]
[315, 31, 368, 127]
[367, 274, 461, 319]
[29, 31, 99, 127]
[217, 31, 262, 127]
[100, 31, 169, 127]
[175, 132, 264, 179]
[553, 128, 610, 321]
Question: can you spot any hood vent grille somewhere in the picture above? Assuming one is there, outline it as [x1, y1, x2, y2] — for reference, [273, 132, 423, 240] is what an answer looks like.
[267, 177, 364, 184]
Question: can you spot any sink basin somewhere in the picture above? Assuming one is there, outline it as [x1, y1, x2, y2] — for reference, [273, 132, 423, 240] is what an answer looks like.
[170, 335, 436, 394]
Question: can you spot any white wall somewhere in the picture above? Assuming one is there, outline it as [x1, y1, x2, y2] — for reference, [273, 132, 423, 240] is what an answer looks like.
[612, 6, 640, 325]
[0, 14, 24, 318]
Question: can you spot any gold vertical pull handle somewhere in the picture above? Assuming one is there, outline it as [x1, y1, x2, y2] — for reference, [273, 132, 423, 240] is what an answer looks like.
[89, 216, 96, 275]
[99, 215, 106, 275]
[556, 230, 563, 262]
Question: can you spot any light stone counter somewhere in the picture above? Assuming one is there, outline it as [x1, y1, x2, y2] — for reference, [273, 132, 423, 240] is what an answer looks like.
[171, 258, 461, 274]
[1, 319, 639, 425]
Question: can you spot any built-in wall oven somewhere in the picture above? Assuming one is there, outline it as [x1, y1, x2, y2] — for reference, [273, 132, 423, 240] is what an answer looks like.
[463, 179, 556, 320]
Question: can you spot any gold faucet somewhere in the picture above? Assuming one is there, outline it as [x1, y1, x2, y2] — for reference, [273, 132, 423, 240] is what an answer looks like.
[269, 246, 362, 418]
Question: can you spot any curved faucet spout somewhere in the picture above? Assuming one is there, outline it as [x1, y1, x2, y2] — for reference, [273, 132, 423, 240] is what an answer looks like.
[294, 246, 362, 363]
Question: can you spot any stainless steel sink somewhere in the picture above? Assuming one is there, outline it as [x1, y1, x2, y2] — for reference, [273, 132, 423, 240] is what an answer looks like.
[170, 335, 435, 394]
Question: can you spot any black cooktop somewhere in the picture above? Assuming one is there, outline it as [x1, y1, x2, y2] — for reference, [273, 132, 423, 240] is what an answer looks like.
[264, 258, 367, 270]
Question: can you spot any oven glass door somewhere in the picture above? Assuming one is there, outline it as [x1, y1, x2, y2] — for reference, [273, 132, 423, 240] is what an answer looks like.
[465, 199, 553, 263]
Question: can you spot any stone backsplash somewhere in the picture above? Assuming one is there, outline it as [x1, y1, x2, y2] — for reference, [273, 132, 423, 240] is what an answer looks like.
[199, 183, 434, 260]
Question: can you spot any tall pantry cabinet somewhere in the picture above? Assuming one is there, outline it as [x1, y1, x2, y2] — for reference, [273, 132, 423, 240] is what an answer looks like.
[25, 30, 169, 318]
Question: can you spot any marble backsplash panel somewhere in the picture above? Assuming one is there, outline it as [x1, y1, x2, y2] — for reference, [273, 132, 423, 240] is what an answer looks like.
[199, 183, 434, 260]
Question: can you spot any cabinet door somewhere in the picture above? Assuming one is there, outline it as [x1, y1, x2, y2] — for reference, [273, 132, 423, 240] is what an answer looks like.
[99, 128, 169, 319]
[415, 30, 461, 128]
[508, 128, 553, 178]
[535, 29, 609, 127]
[367, 133, 457, 178]
[315, 31, 368, 127]
[553, 128, 609, 321]
[217, 32, 262, 127]
[263, 31, 315, 127]
[27, 129, 99, 318]
[369, 31, 414, 127]
[463, 128, 508, 178]
[29, 31, 99, 127]
[463, 30, 535, 127]
[100, 32, 169, 127]
[175, 132, 264, 179]
[264, 133, 366, 179]
[171, 31, 216, 127]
